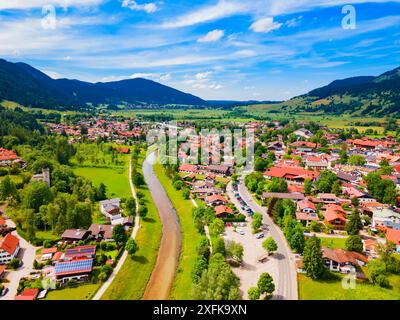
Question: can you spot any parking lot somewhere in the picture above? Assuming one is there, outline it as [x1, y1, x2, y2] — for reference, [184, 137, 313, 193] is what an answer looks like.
[223, 223, 280, 299]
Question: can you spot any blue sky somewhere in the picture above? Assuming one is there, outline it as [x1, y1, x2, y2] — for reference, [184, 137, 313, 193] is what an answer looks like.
[1, 0, 400, 101]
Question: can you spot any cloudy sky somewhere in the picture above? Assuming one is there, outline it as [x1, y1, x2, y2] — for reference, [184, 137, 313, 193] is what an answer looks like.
[1, 0, 400, 100]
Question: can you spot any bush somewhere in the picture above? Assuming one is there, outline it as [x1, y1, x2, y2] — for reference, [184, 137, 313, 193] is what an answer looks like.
[222, 214, 246, 223]
[138, 206, 148, 218]
[309, 221, 321, 233]
[375, 274, 390, 288]
[6, 258, 20, 270]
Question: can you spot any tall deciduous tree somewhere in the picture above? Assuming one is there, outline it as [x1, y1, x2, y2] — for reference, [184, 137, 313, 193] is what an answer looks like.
[303, 236, 325, 280]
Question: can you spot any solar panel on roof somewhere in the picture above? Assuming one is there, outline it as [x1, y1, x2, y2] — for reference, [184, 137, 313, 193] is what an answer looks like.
[55, 259, 93, 275]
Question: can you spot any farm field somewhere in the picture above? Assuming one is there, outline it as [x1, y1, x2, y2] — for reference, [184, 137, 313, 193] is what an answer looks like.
[101, 152, 162, 300]
[153, 162, 201, 300]
[298, 274, 400, 300]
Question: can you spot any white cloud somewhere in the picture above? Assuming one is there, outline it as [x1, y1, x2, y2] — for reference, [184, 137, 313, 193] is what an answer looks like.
[160, 0, 246, 28]
[250, 17, 282, 33]
[198, 29, 224, 42]
[286, 16, 303, 28]
[195, 71, 212, 80]
[122, 0, 158, 14]
[183, 71, 221, 90]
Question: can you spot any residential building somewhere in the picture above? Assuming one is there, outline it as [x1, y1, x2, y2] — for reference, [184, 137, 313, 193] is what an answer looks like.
[61, 229, 91, 242]
[0, 233, 20, 264]
[99, 198, 122, 222]
[372, 208, 400, 229]
[322, 247, 368, 273]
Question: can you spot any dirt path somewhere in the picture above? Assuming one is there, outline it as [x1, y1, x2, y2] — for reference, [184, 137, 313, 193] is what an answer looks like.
[93, 157, 140, 300]
[142, 152, 181, 300]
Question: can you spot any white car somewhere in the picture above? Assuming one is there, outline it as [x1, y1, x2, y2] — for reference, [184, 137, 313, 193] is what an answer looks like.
[236, 228, 245, 235]
[255, 232, 265, 239]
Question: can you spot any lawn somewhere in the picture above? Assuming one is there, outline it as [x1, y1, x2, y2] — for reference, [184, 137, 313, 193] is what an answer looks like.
[101, 152, 162, 300]
[319, 237, 348, 250]
[154, 163, 201, 300]
[298, 274, 400, 300]
[74, 166, 131, 199]
[44, 283, 101, 300]
[35, 231, 60, 242]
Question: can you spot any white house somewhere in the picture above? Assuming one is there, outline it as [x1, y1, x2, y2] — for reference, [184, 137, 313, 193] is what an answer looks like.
[372, 208, 400, 229]
[99, 198, 122, 222]
[0, 233, 20, 264]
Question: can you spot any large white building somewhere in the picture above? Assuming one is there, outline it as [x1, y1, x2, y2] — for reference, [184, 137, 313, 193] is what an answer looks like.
[0, 233, 20, 264]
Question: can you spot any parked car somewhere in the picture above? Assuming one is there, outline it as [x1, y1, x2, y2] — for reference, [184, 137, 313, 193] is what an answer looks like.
[0, 287, 8, 296]
[236, 228, 245, 235]
[255, 232, 265, 239]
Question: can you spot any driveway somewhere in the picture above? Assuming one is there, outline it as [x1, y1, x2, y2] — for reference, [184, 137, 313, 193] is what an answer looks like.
[231, 177, 298, 300]
[0, 218, 37, 300]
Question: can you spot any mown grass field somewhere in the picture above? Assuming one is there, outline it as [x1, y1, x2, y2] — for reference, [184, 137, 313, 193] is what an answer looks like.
[73, 166, 131, 199]
[298, 274, 400, 300]
[319, 237, 348, 250]
[101, 152, 162, 300]
[44, 283, 100, 300]
[153, 163, 201, 300]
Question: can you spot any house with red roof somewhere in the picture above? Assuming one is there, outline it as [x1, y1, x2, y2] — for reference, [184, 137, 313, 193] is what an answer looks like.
[0, 217, 6, 227]
[15, 288, 39, 300]
[214, 205, 233, 218]
[0, 233, 20, 264]
[0, 148, 20, 166]
[322, 247, 368, 273]
[297, 199, 317, 213]
[323, 206, 347, 229]
[206, 195, 228, 207]
[264, 166, 320, 183]
[386, 228, 400, 251]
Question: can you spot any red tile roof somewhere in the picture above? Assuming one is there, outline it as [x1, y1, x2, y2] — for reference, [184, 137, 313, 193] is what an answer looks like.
[296, 212, 319, 221]
[41, 247, 58, 255]
[325, 247, 368, 264]
[386, 228, 400, 245]
[0, 233, 19, 255]
[52, 251, 63, 261]
[206, 195, 228, 204]
[298, 199, 316, 211]
[264, 166, 320, 180]
[15, 288, 39, 300]
[215, 205, 233, 216]
[0, 148, 18, 161]
[324, 209, 346, 223]
[0, 217, 6, 226]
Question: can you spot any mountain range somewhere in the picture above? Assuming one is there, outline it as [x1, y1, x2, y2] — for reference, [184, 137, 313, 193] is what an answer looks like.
[0, 58, 399, 115]
[248, 66, 400, 116]
[0, 59, 206, 109]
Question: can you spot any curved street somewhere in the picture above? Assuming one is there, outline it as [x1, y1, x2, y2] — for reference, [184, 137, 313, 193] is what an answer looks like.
[236, 175, 298, 300]
[141, 151, 181, 300]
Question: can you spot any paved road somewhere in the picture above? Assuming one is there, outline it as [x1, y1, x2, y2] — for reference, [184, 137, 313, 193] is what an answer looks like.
[142, 152, 181, 300]
[236, 176, 298, 300]
[93, 157, 140, 300]
[0, 219, 37, 300]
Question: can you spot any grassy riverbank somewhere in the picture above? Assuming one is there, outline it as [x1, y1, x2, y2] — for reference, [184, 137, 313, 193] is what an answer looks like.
[153, 163, 201, 300]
